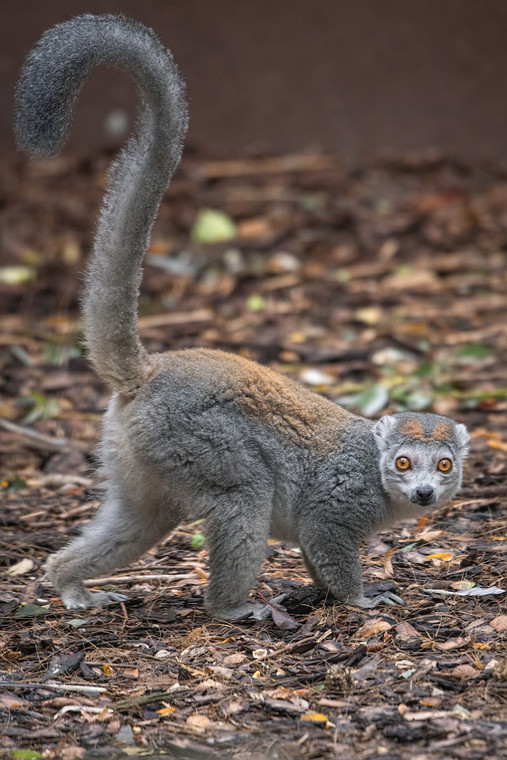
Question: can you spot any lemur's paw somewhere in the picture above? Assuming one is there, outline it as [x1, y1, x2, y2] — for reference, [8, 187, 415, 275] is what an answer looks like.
[349, 591, 405, 609]
[211, 602, 266, 621]
[210, 594, 289, 621]
[58, 586, 129, 610]
[88, 590, 129, 607]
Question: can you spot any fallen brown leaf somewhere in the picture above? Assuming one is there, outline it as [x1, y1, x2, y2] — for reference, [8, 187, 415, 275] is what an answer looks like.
[355, 619, 392, 639]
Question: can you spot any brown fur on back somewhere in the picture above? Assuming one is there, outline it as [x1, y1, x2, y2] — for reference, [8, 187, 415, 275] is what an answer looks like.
[155, 348, 355, 449]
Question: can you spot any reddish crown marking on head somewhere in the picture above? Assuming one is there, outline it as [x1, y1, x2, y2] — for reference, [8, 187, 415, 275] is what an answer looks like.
[398, 418, 452, 442]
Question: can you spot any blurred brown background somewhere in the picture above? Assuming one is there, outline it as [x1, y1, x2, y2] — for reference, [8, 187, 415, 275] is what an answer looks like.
[2, 0, 507, 161]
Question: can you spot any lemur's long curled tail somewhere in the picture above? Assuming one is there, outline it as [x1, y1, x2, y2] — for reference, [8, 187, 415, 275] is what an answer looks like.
[15, 14, 188, 393]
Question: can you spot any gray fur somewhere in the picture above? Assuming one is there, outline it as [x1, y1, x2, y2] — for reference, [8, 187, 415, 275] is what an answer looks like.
[16, 13, 188, 393]
[16, 15, 469, 619]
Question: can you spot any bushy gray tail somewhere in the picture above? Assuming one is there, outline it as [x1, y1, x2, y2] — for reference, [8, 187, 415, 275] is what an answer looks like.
[15, 14, 188, 393]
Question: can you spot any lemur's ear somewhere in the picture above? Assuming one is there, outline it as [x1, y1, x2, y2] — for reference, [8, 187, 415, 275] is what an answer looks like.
[454, 423, 470, 457]
[372, 416, 398, 452]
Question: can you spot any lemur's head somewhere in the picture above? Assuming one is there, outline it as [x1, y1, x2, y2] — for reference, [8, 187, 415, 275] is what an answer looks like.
[373, 412, 469, 513]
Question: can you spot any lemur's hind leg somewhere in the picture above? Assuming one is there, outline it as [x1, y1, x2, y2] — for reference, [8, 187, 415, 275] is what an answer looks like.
[46, 485, 172, 609]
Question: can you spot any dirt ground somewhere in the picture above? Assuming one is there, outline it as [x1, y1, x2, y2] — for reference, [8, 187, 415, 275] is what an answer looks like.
[0, 149, 506, 760]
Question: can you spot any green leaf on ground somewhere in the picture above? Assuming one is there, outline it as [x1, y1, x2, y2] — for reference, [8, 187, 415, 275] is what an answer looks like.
[14, 604, 49, 617]
[246, 294, 266, 312]
[191, 533, 206, 550]
[191, 209, 236, 243]
[68, 618, 89, 628]
[20, 392, 61, 424]
[2, 475, 27, 495]
[457, 344, 496, 359]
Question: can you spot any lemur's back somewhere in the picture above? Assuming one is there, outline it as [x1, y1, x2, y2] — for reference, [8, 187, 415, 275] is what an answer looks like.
[141, 348, 354, 440]
[107, 348, 357, 492]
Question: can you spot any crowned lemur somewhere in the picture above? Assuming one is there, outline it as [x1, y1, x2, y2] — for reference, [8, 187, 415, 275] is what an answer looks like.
[15, 14, 470, 620]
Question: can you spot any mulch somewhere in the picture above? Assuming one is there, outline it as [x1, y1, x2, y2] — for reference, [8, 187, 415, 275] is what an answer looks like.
[0, 149, 506, 759]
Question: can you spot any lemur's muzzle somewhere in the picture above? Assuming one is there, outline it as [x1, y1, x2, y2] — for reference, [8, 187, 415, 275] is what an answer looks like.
[410, 485, 435, 506]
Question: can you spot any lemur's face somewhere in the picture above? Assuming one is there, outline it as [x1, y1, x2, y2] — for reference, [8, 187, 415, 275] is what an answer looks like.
[373, 412, 469, 513]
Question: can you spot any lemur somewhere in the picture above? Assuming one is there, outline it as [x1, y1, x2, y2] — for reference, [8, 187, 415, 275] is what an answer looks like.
[15, 14, 469, 620]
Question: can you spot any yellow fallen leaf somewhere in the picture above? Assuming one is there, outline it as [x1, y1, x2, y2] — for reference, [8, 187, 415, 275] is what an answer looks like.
[400, 321, 430, 336]
[427, 553, 453, 561]
[103, 664, 111, 676]
[420, 697, 442, 708]
[287, 331, 306, 343]
[157, 706, 176, 715]
[355, 306, 382, 325]
[300, 712, 330, 724]
[487, 439, 507, 453]
[450, 581, 475, 591]
[0, 266, 36, 285]
[470, 428, 500, 440]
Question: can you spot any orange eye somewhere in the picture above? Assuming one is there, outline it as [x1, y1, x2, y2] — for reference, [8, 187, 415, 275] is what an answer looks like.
[438, 458, 453, 473]
[396, 456, 411, 471]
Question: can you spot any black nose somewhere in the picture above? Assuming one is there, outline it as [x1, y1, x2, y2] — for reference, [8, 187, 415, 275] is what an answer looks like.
[415, 485, 434, 503]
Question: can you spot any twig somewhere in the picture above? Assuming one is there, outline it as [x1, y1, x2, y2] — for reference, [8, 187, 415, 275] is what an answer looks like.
[84, 573, 200, 586]
[199, 153, 339, 179]
[112, 689, 178, 711]
[262, 635, 317, 660]
[61, 503, 98, 519]
[0, 681, 107, 694]
[0, 417, 89, 453]
[28, 473, 93, 488]
[138, 308, 212, 329]
[54, 705, 113, 720]
[84, 661, 139, 669]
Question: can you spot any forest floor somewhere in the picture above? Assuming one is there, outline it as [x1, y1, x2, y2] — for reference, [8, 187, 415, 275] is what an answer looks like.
[0, 149, 506, 760]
